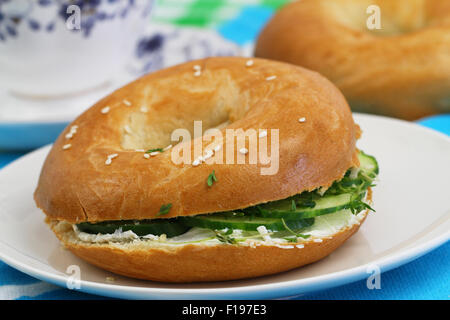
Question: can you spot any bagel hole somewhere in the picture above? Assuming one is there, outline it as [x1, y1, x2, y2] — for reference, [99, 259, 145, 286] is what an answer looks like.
[119, 71, 250, 151]
[121, 112, 231, 151]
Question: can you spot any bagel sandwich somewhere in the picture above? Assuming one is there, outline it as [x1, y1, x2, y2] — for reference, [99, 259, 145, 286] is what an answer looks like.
[34, 57, 379, 282]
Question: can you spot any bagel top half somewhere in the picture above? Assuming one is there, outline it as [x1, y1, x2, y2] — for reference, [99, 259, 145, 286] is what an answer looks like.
[34, 57, 359, 224]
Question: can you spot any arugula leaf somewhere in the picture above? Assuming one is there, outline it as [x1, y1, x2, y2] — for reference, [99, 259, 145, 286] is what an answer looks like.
[281, 218, 312, 239]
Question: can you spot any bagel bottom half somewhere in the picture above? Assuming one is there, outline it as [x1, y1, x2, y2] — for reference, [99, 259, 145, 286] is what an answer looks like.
[47, 192, 371, 283]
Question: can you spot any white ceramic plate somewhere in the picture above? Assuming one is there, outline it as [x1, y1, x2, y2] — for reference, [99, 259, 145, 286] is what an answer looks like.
[0, 113, 449, 300]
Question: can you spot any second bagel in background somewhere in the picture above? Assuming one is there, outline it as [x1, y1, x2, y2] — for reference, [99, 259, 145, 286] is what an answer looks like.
[255, 0, 450, 120]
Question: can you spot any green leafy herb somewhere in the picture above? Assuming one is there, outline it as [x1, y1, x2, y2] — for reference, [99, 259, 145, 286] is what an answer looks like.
[215, 230, 237, 244]
[349, 197, 375, 215]
[281, 218, 311, 240]
[301, 199, 316, 208]
[296, 194, 316, 209]
[207, 170, 218, 187]
[283, 234, 310, 242]
[146, 148, 164, 153]
[291, 200, 297, 211]
[223, 228, 233, 235]
[325, 166, 376, 197]
[157, 203, 172, 216]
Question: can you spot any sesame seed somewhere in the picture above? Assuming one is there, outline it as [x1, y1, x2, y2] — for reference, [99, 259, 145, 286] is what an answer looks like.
[266, 75, 277, 81]
[313, 238, 323, 243]
[193, 65, 201, 71]
[105, 158, 112, 165]
[143, 153, 150, 159]
[239, 147, 248, 155]
[258, 130, 267, 138]
[66, 126, 77, 136]
[105, 276, 115, 283]
[140, 106, 148, 113]
[163, 144, 172, 151]
[65, 125, 78, 139]
[123, 99, 131, 106]
[194, 70, 201, 77]
[124, 125, 132, 134]
[203, 149, 213, 160]
[108, 153, 118, 159]
[101, 106, 110, 114]
[296, 244, 305, 249]
[150, 151, 159, 156]
[298, 117, 306, 123]
[246, 59, 254, 67]
[62, 144, 72, 150]
[192, 159, 200, 167]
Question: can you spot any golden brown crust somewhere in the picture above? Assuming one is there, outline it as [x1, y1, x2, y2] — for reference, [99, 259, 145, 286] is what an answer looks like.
[255, 0, 450, 120]
[48, 211, 369, 282]
[34, 57, 359, 223]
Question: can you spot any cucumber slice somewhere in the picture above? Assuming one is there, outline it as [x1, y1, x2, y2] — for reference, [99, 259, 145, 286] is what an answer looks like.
[77, 219, 190, 237]
[358, 151, 379, 176]
[257, 193, 353, 219]
[180, 214, 314, 231]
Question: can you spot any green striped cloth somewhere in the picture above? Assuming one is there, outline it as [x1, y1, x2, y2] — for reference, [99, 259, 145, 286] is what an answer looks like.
[153, 0, 289, 28]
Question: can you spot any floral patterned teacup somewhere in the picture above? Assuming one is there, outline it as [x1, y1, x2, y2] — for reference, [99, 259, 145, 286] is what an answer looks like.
[0, 0, 154, 97]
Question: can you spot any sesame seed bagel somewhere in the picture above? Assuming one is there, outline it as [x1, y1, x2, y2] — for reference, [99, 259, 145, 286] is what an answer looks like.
[255, 0, 450, 120]
[34, 57, 359, 224]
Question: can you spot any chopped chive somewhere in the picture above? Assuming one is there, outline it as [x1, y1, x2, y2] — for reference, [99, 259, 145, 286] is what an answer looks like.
[157, 203, 172, 216]
[207, 170, 217, 187]
[146, 148, 164, 153]
[291, 199, 297, 211]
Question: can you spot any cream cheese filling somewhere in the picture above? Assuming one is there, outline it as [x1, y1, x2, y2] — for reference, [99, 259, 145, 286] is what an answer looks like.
[73, 208, 367, 246]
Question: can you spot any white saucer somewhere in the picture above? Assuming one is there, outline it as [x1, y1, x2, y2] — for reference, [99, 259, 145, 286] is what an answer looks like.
[0, 113, 448, 299]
